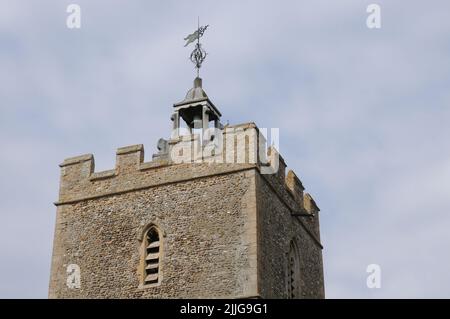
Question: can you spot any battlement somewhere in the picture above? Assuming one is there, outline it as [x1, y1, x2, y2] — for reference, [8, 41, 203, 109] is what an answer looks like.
[56, 122, 320, 229]
[51, 117, 324, 299]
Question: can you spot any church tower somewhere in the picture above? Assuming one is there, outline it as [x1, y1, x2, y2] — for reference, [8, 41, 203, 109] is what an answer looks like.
[48, 26, 325, 299]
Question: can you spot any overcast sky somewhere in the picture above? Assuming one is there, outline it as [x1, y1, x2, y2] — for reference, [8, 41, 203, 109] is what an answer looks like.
[1, 0, 449, 298]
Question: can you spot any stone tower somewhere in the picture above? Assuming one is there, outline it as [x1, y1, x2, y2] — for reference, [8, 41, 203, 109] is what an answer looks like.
[49, 77, 325, 298]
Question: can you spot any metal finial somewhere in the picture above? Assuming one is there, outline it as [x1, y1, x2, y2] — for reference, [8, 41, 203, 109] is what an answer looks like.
[184, 19, 209, 77]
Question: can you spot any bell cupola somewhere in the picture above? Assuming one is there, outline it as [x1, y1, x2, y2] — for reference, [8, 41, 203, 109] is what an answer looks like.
[171, 77, 222, 138]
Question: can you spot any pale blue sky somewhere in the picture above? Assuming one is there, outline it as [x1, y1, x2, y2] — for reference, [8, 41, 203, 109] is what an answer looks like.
[1, 0, 450, 298]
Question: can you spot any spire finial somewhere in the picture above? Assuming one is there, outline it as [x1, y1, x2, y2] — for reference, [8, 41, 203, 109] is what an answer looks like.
[183, 18, 209, 77]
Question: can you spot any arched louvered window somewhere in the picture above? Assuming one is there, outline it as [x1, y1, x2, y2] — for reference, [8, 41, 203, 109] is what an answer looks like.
[287, 241, 300, 298]
[143, 226, 161, 286]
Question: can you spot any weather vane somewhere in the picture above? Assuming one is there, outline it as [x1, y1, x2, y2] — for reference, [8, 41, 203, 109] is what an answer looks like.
[184, 18, 209, 77]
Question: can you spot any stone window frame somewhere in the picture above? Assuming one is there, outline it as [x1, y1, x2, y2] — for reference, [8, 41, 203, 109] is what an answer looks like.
[286, 239, 301, 299]
[138, 223, 163, 288]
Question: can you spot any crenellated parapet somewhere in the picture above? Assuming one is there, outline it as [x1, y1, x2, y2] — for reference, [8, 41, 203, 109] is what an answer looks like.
[56, 122, 320, 243]
[258, 146, 321, 244]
